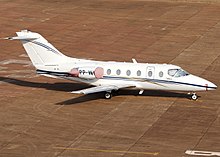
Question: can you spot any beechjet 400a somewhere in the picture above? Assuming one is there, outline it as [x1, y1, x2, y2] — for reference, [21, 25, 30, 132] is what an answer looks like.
[5, 30, 217, 100]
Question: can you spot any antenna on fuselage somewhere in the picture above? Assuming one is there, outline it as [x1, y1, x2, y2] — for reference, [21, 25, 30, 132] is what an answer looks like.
[132, 58, 137, 63]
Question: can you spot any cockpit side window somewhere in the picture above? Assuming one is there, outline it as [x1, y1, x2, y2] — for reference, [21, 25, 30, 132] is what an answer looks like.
[168, 69, 178, 77]
[175, 69, 189, 77]
[168, 69, 189, 77]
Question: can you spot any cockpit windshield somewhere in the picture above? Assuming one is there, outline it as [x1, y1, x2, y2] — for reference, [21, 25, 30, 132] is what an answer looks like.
[168, 69, 189, 77]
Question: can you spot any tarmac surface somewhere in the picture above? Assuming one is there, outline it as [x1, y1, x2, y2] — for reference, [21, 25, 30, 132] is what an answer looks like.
[0, 0, 220, 157]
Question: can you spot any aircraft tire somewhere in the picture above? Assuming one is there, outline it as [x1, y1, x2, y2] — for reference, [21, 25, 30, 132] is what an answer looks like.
[191, 93, 198, 100]
[104, 92, 112, 99]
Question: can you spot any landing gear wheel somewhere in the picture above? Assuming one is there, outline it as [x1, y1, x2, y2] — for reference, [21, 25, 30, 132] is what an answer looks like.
[191, 93, 198, 100]
[104, 92, 112, 99]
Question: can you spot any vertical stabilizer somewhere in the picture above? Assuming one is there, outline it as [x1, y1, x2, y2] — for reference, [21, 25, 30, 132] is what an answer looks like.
[12, 30, 70, 68]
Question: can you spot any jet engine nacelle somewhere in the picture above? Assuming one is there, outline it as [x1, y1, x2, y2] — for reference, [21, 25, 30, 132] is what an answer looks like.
[70, 67, 104, 80]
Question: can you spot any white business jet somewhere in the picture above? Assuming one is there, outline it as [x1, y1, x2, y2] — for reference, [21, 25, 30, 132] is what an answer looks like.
[5, 30, 217, 100]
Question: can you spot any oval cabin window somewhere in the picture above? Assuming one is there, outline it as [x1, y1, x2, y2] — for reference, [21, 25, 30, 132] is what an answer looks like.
[126, 70, 131, 76]
[148, 71, 152, 77]
[137, 70, 141, 76]
[116, 69, 121, 75]
[107, 69, 111, 75]
[159, 71, 163, 77]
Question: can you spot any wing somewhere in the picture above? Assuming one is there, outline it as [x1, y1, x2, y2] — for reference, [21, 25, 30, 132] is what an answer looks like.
[71, 84, 135, 94]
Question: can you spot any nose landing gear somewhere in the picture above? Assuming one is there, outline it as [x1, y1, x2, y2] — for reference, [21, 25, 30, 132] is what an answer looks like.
[190, 93, 198, 100]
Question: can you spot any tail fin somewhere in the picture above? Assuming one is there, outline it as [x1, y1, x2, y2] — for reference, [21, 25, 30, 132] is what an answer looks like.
[8, 30, 70, 67]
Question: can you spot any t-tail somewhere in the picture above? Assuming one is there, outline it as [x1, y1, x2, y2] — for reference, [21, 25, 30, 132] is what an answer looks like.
[5, 30, 72, 68]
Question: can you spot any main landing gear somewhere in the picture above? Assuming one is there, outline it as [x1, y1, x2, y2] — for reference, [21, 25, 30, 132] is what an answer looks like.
[104, 92, 112, 99]
[188, 92, 198, 100]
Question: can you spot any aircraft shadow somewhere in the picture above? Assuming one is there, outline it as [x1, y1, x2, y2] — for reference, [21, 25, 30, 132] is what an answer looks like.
[57, 90, 191, 105]
[118, 90, 190, 99]
[57, 93, 104, 105]
[0, 76, 192, 105]
[0, 76, 104, 105]
[0, 76, 88, 92]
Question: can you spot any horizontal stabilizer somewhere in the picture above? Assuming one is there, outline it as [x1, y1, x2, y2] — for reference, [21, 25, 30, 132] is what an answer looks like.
[4, 36, 38, 40]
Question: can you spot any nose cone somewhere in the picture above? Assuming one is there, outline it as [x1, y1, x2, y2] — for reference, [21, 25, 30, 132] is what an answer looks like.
[207, 81, 217, 90]
[199, 76, 217, 91]
[189, 75, 217, 91]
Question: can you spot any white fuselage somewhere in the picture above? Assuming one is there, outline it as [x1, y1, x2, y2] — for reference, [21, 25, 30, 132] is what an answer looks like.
[37, 58, 217, 92]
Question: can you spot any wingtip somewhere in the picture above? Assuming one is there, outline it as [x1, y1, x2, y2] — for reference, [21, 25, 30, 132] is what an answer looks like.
[1, 37, 12, 40]
[70, 91, 84, 94]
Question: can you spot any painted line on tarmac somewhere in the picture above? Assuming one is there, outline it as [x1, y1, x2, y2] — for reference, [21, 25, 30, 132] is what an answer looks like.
[185, 150, 220, 156]
[54, 147, 159, 156]
[174, 104, 213, 109]
[182, 105, 212, 109]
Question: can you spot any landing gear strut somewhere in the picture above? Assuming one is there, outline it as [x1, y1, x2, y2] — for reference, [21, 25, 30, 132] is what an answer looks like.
[104, 92, 112, 99]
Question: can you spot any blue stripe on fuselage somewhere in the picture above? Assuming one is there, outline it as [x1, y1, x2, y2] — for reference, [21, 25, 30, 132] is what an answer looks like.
[36, 69, 216, 90]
